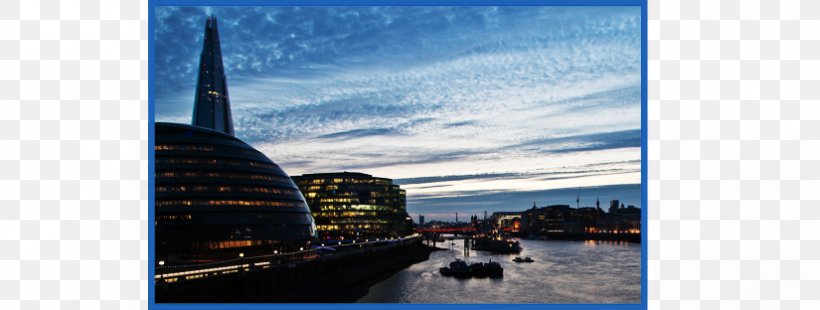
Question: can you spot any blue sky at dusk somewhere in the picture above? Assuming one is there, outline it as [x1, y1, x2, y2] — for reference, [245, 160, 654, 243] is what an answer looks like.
[154, 6, 642, 221]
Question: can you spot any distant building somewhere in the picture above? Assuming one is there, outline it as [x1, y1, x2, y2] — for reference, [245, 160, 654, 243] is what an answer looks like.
[521, 204, 574, 233]
[600, 204, 641, 233]
[492, 211, 521, 233]
[292, 172, 412, 240]
[419, 215, 425, 227]
[519, 200, 640, 235]
[609, 200, 620, 214]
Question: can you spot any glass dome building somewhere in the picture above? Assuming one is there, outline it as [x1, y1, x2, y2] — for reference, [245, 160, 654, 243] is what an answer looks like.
[155, 123, 317, 263]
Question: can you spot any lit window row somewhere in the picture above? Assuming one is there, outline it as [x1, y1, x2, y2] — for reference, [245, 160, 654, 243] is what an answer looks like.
[155, 145, 214, 151]
[156, 185, 298, 195]
[157, 214, 193, 221]
[156, 200, 305, 208]
[314, 211, 379, 218]
[317, 204, 392, 211]
[156, 158, 276, 169]
[156, 171, 291, 182]
[207, 240, 256, 250]
[328, 218, 390, 225]
[319, 198, 353, 203]
[297, 178, 393, 185]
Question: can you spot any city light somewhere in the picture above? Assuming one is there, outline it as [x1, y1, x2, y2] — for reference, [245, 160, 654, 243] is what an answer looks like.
[239, 253, 244, 258]
[158, 260, 165, 266]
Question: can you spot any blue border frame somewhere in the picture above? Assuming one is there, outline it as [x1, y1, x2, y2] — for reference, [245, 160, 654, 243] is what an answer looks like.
[148, 1, 648, 309]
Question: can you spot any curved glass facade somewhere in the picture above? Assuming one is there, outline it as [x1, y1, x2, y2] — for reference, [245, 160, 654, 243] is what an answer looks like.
[292, 172, 413, 240]
[155, 122, 317, 263]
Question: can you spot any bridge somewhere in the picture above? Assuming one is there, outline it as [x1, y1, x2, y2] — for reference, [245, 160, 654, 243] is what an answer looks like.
[414, 227, 477, 233]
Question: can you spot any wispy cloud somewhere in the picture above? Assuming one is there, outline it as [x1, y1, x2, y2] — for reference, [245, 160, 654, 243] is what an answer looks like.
[154, 6, 642, 217]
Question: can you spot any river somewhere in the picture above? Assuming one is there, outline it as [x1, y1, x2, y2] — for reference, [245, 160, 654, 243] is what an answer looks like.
[357, 238, 641, 303]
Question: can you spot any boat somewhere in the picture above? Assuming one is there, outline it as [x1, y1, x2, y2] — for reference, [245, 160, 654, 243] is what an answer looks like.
[486, 259, 504, 278]
[470, 262, 488, 278]
[473, 237, 522, 254]
[513, 256, 534, 263]
[439, 267, 453, 276]
[449, 259, 472, 279]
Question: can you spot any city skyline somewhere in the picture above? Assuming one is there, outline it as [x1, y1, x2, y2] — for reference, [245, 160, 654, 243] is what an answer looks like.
[154, 7, 642, 221]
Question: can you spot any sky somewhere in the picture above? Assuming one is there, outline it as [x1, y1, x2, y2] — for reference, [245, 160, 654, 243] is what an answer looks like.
[154, 6, 642, 221]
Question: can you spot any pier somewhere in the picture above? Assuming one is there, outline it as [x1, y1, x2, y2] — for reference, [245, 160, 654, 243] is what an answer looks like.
[155, 235, 434, 302]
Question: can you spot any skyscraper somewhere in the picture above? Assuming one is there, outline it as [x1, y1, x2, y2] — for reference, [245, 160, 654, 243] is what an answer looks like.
[192, 15, 234, 135]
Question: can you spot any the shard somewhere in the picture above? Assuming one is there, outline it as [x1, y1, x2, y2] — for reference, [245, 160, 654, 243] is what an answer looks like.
[192, 15, 234, 135]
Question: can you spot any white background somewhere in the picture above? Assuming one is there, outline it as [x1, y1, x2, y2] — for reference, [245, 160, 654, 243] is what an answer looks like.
[0, 0, 818, 309]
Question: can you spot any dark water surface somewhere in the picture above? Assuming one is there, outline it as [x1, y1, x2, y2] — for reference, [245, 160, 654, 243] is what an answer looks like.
[357, 238, 641, 303]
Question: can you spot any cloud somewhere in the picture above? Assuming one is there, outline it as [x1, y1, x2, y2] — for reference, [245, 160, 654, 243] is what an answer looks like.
[154, 6, 643, 214]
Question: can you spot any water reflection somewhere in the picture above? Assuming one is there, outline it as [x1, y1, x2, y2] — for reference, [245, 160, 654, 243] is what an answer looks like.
[583, 240, 632, 247]
[358, 238, 641, 303]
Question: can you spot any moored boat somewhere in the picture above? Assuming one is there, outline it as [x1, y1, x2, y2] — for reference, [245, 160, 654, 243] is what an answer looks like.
[470, 262, 488, 278]
[439, 267, 453, 276]
[473, 237, 522, 254]
[486, 259, 504, 278]
[450, 259, 472, 279]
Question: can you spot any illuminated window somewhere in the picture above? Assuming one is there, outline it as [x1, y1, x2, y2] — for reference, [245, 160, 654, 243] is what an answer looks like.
[156, 200, 306, 208]
[155, 171, 292, 183]
[154, 145, 214, 152]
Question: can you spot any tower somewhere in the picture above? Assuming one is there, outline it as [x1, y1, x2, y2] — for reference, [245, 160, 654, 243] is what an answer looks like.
[192, 15, 235, 135]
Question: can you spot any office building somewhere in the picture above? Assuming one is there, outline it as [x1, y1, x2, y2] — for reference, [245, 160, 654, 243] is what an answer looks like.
[292, 172, 413, 240]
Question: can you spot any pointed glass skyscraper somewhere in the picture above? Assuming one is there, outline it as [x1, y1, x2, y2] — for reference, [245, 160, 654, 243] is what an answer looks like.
[192, 15, 234, 135]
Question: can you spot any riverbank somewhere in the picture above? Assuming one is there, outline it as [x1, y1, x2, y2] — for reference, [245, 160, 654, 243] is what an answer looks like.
[156, 240, 435, 303]
[520, 232, 641, 243]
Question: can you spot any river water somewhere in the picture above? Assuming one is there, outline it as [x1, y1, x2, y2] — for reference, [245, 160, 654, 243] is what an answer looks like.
[357, 238, 641, 303]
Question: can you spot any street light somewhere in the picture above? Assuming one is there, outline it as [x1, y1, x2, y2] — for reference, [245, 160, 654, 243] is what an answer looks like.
[239, 253, 244, 258]
[158, 260, 165, 266]
[273, 250, 278, 254]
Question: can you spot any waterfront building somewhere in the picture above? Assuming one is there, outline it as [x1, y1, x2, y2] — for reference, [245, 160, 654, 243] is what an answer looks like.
[292, 172, 413, 240]
[491, 211, 521, 233]
[519, 201, 639, 235]
[521, 204, 572, 233]
[609, 199, 620, 214]
[155, 16, 317, 264]
[419, 215, 425, 227]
